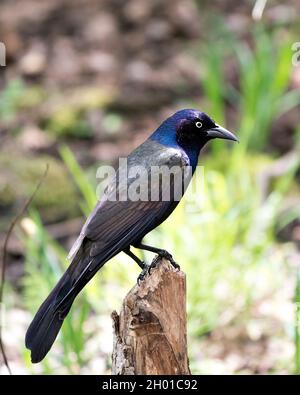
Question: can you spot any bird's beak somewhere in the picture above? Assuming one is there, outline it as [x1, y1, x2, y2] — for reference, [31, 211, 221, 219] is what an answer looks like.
[207, 125, 239, 142]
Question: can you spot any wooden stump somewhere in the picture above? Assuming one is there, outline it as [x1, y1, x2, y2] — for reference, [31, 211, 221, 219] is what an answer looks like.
[111, 258, 190, 375]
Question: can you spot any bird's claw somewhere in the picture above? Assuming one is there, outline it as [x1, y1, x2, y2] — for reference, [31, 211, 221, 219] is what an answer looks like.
[137, 269, 147, 285]
[148, 256, 159, 275]
[137, 257, 159, 285]
[137, 252, 179, 285]
[158, 250, 180, 271]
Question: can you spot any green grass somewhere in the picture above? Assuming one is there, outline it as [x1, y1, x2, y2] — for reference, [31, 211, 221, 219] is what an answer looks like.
[59, 145, 97, 215]
[0, 79, 26, 122]
[0, 79, 46, 124]
[236, 26, 297, 152]
[200, 24, 300, 154]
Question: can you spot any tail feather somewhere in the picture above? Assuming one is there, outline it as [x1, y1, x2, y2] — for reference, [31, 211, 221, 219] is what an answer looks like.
[25, 241, 94, 363]
[25, 237, 121, 363]
[25, 273, 75, 363]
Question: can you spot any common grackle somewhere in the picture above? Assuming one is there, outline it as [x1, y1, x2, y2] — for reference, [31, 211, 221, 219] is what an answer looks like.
[25, 109, 238, 363]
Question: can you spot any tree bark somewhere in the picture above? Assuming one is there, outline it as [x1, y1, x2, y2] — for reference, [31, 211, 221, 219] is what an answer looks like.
[111, 258, 190, 375]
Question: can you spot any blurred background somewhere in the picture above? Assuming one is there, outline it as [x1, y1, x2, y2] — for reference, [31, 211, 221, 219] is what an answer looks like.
[0, 0, 300, 374]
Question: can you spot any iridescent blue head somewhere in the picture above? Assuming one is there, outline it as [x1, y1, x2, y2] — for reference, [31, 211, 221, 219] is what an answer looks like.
[151, 109, 238, 168]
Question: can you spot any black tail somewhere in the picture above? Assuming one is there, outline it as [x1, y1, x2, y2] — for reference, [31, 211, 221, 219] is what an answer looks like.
[25, 272, 76, 363]
[25, 241, 105, 363]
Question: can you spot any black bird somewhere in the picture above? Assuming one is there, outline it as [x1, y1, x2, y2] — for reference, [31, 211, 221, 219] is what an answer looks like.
[25, 109, 238, 363]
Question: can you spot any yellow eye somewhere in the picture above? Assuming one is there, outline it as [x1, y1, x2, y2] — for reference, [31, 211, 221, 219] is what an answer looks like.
[195, 121, 202, 128]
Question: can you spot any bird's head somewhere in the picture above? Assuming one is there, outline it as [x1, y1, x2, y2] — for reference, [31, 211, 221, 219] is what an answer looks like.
[173, 109, 238, 148]
[150, 109, 238, 168]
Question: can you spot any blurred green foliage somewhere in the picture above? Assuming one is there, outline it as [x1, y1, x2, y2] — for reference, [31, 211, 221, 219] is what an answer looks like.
[47, 107, 92, 138]
[201, 23, 300, 155]
[0, 154, 79, 228]
[0, 79, 26, 122]
[45, 88, 115, 138]
[0, 79, 46, 123]
[60, 145, 97, 215]
[236, 26, 298, 151]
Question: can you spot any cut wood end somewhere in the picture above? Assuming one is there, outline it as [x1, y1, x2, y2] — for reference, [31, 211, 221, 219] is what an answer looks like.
[133, 258, 185, 296]
[111, 256, 190, 375]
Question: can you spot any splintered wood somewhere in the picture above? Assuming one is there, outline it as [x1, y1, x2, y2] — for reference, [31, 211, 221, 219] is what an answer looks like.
[111, 258, 190, 375]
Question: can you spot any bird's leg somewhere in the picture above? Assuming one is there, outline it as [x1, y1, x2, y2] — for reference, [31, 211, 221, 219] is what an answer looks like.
[136, 255, 161, 285]
[124, 247, 145, 270]
[132, 242, 180, 271]
[124, 248, 149, 285]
